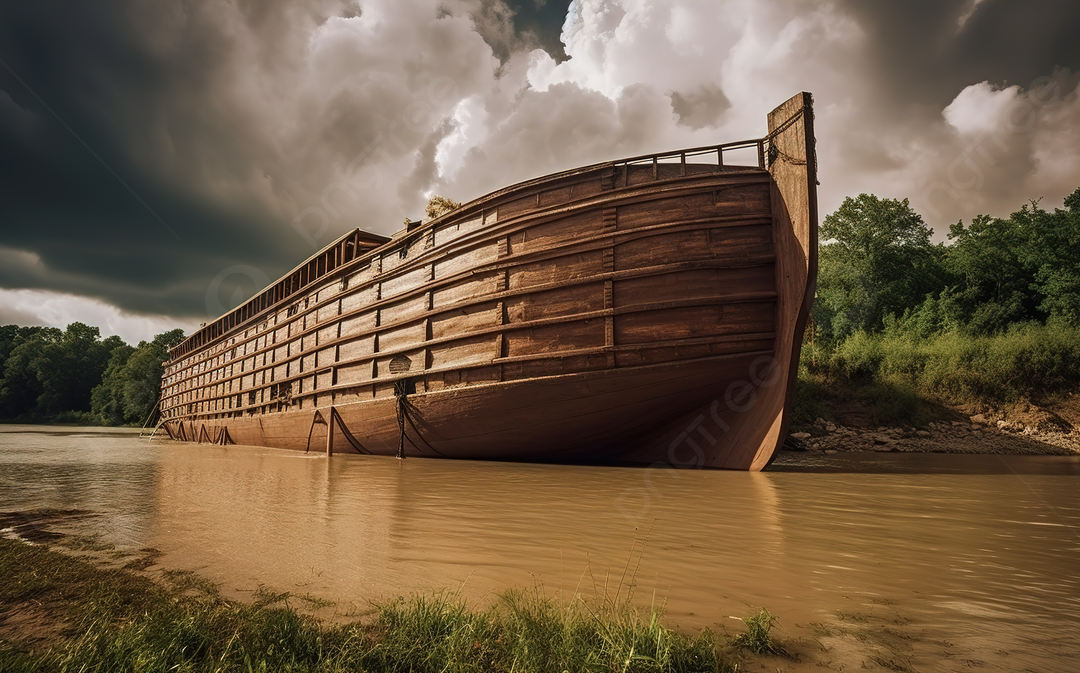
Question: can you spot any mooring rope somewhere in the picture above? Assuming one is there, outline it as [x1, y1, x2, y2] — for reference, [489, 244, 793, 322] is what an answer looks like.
[393, 380, 448, 458]
[394, 381, 408, 459]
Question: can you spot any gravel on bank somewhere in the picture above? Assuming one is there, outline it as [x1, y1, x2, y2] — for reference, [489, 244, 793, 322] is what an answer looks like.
[787, 415, 1080, 456]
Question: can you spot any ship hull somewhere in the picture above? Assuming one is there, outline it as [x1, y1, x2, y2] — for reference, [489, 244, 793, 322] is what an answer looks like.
[161, 93, 817, 470]
[165, 349, 780, 468]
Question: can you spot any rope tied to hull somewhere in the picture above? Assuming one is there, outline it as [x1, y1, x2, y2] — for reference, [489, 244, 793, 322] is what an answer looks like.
[394, 381, 408, 460]
[393, 379, 448, 459]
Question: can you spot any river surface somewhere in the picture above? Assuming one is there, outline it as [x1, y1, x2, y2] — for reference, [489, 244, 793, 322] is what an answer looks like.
[2, 425, 1078, 671]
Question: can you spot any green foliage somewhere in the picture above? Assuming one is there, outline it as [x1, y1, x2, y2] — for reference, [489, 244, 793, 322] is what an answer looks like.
[946, 211, 1040, 332]
[816, 187, 1080, 340]
[800, 321, 1080, 419]
[0, 326, 55, 419]
[815, 194, 945, 338]
[1, 537, 735, 673]
[1027, 187, 1080, 325]
[90, 328, 185, 426]
[731, 608, 785, 657]
[0, 324, 126, 421]
[90, 344, 136, 425]
[804, 187, 1080, 424]
[0, 322, 184, 425]
[425, 195, 461, 220]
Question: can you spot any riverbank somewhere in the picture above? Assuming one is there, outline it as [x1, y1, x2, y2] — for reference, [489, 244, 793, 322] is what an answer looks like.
[788, 414, 1080, 456]
[1, 528, 795, 673]
[787, 393, 1080, 456]
[5, 442, 1078, 672]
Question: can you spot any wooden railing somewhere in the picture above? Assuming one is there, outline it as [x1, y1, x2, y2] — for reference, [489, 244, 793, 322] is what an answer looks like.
[611, 138, 767, 179]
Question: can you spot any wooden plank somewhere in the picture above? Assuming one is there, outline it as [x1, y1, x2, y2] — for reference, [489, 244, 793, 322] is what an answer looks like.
[429, 335, 496, 369]
[613, 224, 772, 271]
[504, 319, 605, 357]
[509, 251, 604, 290]
[504, 283, 604, 323]
[338, 335, 375, 362]
[616, 185, 768, 229]
[433, 272, 500, 307]
[538, 185, 573, 208]
[380, 295, 429, 326]
[509, 211, 598, 256]
[431, 301, 500, 339]
[434, 244, 498, 280]
[336, 362, 370, 386]
[382, 265, 431, 299]
[379, 322, 427, 352]
[613, 266, 774, 308]
[614, 302, 774, 345]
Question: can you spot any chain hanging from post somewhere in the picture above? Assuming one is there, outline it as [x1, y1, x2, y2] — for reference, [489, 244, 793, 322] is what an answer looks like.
[763, 104, 809, 169]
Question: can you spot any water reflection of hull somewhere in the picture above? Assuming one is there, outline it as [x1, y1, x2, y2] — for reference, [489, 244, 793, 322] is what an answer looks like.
[146, 442, 792, 629]
[161, 93, 817, 470]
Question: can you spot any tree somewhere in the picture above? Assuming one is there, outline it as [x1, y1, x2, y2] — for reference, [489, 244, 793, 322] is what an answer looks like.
[425, 195, 460, 220]
[1025, 188, 1080, 326]
[943, 188, 1080, 332]
[91, 343, 136, 425]
[90, 328, 185, 425]
[32, 322, 121, 415]
[814, 194, 945, 337]
[0, 327, 58, 419]
[945, 212, 1038, 332]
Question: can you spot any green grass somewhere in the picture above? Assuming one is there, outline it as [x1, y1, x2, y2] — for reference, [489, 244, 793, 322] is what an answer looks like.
[794, 321, 1080, 426]
[729, 608, 786, 657]
[0, 537, 746, 673]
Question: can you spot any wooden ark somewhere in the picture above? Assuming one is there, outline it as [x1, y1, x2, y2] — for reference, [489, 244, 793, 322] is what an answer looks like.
[160, 92, 817, 470]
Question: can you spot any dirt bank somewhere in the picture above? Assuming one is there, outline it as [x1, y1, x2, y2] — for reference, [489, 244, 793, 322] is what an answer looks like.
[788, 395, 1080, 455]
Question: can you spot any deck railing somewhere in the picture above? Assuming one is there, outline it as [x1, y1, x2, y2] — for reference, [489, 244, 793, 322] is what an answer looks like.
[610, 138, 767, 183]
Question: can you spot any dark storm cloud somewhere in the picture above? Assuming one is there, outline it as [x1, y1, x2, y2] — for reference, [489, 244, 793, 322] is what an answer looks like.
[835, 0, 1080, 108]
[0, 0, 520, 322]
[0, 1, 320, 318]
[0, 0, 1078, 335]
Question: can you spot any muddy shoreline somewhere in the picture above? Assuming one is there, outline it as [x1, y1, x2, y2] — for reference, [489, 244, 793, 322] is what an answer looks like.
[787, 415, 1079, 456]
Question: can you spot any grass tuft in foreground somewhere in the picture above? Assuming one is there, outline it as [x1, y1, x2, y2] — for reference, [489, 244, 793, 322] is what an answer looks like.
[0, 537, 773, 672]
[730, 608, 786, 657]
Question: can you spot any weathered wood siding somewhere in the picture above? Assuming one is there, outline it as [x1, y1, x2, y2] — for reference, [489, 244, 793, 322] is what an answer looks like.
[161, 165, 776, 423]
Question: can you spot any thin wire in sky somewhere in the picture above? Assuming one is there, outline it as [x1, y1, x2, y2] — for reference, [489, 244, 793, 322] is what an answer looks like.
[0, 57, 184, 243]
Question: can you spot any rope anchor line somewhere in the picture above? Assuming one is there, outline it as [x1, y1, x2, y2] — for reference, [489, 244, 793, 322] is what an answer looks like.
[394, 379, 446, 459]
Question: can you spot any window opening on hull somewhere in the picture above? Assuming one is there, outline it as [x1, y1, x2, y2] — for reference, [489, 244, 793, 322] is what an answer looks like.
[389, 355, 412, 374]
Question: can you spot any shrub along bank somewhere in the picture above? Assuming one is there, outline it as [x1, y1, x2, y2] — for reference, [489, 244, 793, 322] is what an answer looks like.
[794, 188, 1080, 429]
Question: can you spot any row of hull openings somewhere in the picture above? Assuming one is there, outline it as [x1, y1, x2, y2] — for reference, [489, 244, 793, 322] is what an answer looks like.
[163, 258, 777, 393]
[162, 297, 777, 406]
[159, 302, 781, 419]
[161, 328, 777, 420]
[164, 197, 775, 383]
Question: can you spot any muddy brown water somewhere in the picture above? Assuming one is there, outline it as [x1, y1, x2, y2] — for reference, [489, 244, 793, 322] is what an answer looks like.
[2, 425, 1078, 671]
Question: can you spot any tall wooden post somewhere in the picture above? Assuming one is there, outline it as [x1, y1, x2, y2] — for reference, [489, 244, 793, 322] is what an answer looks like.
[326, 406, 335, 457]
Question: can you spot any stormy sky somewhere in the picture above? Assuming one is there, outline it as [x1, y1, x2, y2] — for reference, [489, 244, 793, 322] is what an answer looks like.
[1, 0, 1078, 343]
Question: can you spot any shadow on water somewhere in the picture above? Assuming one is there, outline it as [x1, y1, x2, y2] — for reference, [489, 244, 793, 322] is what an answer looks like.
[770, 450, 1080, 475]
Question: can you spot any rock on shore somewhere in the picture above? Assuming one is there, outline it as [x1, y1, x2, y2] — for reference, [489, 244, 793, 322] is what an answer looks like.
[787, 415, 1080, 456]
